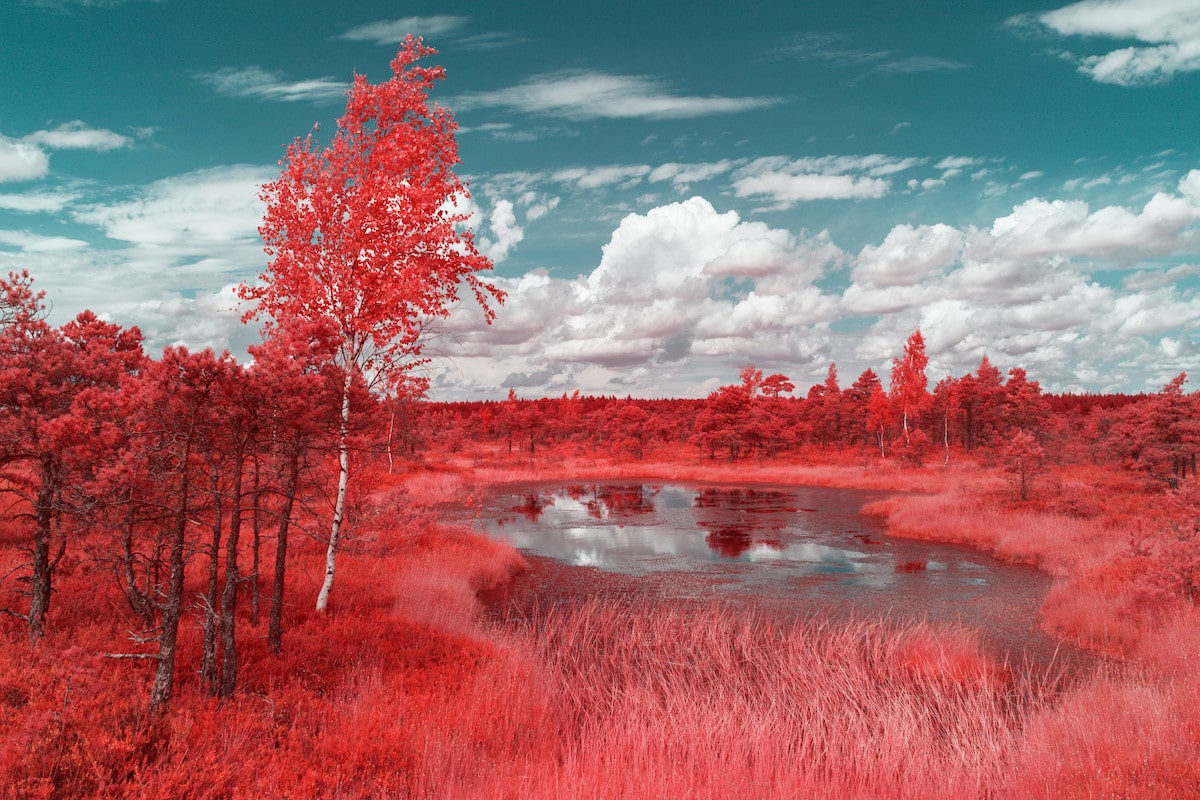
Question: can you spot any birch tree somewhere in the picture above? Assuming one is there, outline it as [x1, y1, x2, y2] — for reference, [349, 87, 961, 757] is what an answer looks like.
[240, 36, 502, 611]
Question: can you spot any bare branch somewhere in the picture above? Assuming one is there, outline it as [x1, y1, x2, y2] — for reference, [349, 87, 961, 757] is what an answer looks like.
[102, 653, 161, 660]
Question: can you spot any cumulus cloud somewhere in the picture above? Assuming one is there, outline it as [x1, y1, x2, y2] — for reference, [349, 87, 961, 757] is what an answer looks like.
[0, 236, 256, 358]
[1123, 262, 1200, 289]
[480, 199, 524, 263]
[981, 172, 1200, 262]
[840, 167, 1200, 391]
[1021, 0, 1200, 85]
[40, 164, 274, 353]
[195, 67, 347, 103]
[0, 135, 50, 182]
[452, 71, 781, 120]
[444, 196, 843, 392]
[428, 163, 1200, 397]
[852, 224, 964, 287]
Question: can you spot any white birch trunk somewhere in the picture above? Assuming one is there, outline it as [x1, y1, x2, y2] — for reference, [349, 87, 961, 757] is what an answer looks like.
[316, 370, 353, 612]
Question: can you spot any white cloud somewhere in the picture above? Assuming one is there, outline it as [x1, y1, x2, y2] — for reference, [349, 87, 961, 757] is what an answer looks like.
[934, 156, 984, 180]
[980, 175, 1200, 262]
[734, 172, 890, 205]
[452, 71, 781, 120]
[552, 165, 652, 190]
[480, 199, 523, 263]
[1025, 0, 1200, 85]
[0, 230, 89, 252]
[1115, 294, 1200, 335]
[1180, 167, 1200, 201]
[58, 165, 272, 352]
[427, 160, 1200, 396]
[24, 121, 132, 151]
[852, 224, 963, 287]
[0, 190, 77, 213]
[338, 15, 469, 44]
[195, 66, 347, 103]
[838, 167, 1200, 392]
[73, 164, 271, 250]
[1122, 262, 1200, 289]
[444, 196, 842, 390]
[0, 135, 50, 182]
[731, 155, 921, 208]
[457, 121, 514, 136]
[520, 192, 559, 221]
[648, 160, 742, 190]
[703, 236, 815, 279]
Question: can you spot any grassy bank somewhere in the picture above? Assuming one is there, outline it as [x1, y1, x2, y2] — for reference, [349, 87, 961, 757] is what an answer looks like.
[2, 451, 1197, 797]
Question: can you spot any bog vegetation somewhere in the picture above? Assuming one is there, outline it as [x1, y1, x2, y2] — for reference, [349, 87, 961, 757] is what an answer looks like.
[2, 38, 1198, 799]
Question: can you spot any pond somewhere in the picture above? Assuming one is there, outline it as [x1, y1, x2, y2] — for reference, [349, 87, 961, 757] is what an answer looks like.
[479, 482, 1070, 667]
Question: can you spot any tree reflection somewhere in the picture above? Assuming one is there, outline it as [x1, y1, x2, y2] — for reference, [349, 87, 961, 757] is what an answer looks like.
[692, 488, 800, 560]
[512, 494, 547, 522]
[703, 526, 754, 558]
[578, 484, 658, 518]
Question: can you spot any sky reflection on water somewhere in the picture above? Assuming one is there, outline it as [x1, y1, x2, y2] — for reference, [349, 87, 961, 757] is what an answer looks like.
[480, 482, 1062, 663]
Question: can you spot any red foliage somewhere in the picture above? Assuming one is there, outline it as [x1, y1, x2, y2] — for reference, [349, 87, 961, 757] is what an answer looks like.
[6, 264, 1200, 796]
[241, 36, 502, 613]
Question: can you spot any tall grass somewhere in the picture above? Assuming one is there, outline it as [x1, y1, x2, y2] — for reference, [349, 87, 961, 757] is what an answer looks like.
[441, 599, 1049, 800]
[398, 541, 1198, 800]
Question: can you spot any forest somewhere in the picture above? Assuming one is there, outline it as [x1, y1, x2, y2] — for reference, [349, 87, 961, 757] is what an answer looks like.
[3, 35, 1198, 800]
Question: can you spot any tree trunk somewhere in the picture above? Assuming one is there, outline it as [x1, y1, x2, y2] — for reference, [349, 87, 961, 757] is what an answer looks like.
[249, 458, 261, 626]
[316, 371, 352, 612]
[148, 414, 198, 713]
[200, 476, 222, 695]
[219, 441, 245, 697]
[269, 448, 300, 654]
[28, 453, 57, 642]
[387, 404, 395, 474]
[149, 492, 190, 712]
[121, 496, 156, 630]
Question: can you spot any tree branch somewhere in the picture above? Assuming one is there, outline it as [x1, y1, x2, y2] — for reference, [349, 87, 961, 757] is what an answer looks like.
[102, 652, 161, 660]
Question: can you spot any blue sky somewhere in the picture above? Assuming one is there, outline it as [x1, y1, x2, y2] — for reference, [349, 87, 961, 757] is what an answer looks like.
[2, 0, 1199, 398]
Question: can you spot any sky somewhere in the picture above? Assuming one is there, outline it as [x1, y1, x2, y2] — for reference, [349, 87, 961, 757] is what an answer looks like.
[2, 0, 1199, 399]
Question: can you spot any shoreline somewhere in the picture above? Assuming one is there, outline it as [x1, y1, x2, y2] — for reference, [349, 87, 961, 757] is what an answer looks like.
[472, 475, 1096, 676]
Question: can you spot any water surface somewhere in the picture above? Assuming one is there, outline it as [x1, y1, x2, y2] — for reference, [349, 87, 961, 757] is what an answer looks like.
[480, 482, 1068, 665]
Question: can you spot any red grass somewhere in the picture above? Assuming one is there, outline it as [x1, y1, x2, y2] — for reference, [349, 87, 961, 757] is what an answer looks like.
[2, 447, 1199, 798]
